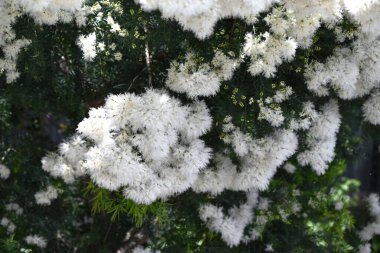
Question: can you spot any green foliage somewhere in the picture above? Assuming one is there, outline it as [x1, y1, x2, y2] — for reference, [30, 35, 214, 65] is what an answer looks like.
[85, 182, 169, 227]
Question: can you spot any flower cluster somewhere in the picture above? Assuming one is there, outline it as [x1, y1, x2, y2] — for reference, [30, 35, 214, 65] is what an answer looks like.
[0, 0, 86, 83]
[0, 164, 10, 179]
[35, 185, 59, 205]
[25, 234, 47, 249]
[135, 0, 278, 39]
[358, 194, 380, 253]
[0, 217, 16, 234]
[193, 118, 298, 194]
[77, 33, 97, 61]
[257, 82, 293, 127]
[243, 32, 297, 78]
[5, 202, 23, 216]
[297, 100, 341, 175]
[199, 191, 259, 247]
[363, 91, 380, 125]
[166, 51, 240, 98]
[42, 89, 212, 204]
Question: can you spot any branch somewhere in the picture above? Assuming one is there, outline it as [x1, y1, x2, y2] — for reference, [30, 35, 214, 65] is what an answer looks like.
[143, 23, 152, 87]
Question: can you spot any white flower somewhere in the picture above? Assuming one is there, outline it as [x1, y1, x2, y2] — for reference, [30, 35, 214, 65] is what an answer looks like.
[42, 89, 212, 204]
[334, 201, 343, 210]
[25, 235, 47, 249]
[258, 104, 285, 127]
[199, 191, 259, 247]
[244, 33, 297, 78]
[114, 52, 123, 61]
[0, 217, 16, 234]
[0, 164, 10, 179]
[166, 53, 221, 98]
[195, 125, 298, 194]
[35, 185, 59, 205]
[77, 33, 97, 61]
[0, 0, 84, 83]
[136, 0, 278, 39]
[297, 100, 341, 175]
[5, 203, 23, 216]
[283, 162, 296, 174]
[211, 50, 241, 81]
[265, 244, 274, 252]
[358, 243, 371, 253]
[363, 91, 380, 125]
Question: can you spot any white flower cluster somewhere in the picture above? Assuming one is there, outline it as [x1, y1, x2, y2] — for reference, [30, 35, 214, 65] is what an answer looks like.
[132, 246, 160, 253]
[42, 89, 212, 204]
[5, 203, 23, 216]
[343, 0, 380, 40]
[283, 162, 296, 174]
[305, 39, 380, 100]
[297, 100, 341, 175]
[193, 119, 298, 194]
[34, 185, 59, 205]
[0, 0, 86, 83]
[136, 0, 278, 39]
[257, 82, 293, 127]
[243, 32, 297, 78]
[198, 191, 296, 247]
[166, 51, 240, 98]
[0, 164, 10, 179]
[359, 244, 372, 253]
[363, 90, 380, 125]
[0, 217, 16, 234]
[199, 191, 259, 247]
[358, 194, 380, 253]
[281, 0, 341, 48]
[289, 101, 319, 131]
[25, 234, 47, 249]
[304, 1, 380, 125]
[77, 33, 97, 61]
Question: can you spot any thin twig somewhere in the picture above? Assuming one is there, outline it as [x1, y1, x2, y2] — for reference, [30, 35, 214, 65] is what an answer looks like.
[103, 222, 112, 243]
[127, 66, 147, 91]
[143, 23, 152, 88]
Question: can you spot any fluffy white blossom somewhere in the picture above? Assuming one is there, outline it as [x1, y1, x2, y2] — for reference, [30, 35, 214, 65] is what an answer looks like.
[358, 243, 372, 253]
[289, 101, 319, 131]
[166, 52, 240, 98]
[77, 33, 97, 61]
[5, 203, 23, 216]
[0, 164, 10, 179]
[265, 244, 274, 252]
[359, 194, 380, 243]
[273, 84, 293, 103]
[211, 50, 241, 81]
[363, 91, 380, 125]
[166, 53, 221, 97]
[199, 191, 259, 247]
[281, 0, 341, 48]
[244, 32, 297, 78]
[0, 0, 86, 83]
[283, 162, 296, 174]
[25, 235, 47, 249]
[194, 119, 298, 193]
[132, 246, 160, 253]
[42, 89, 212, 204]
[1, 217, 16, 234]
[35, 185, 59, 205]
[258, 104, 285, 127]
[136, 0, 279, 39]
[305, 1, 380, 101]
[297, 100, 341, 175]
[343, 0, 380, 39]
